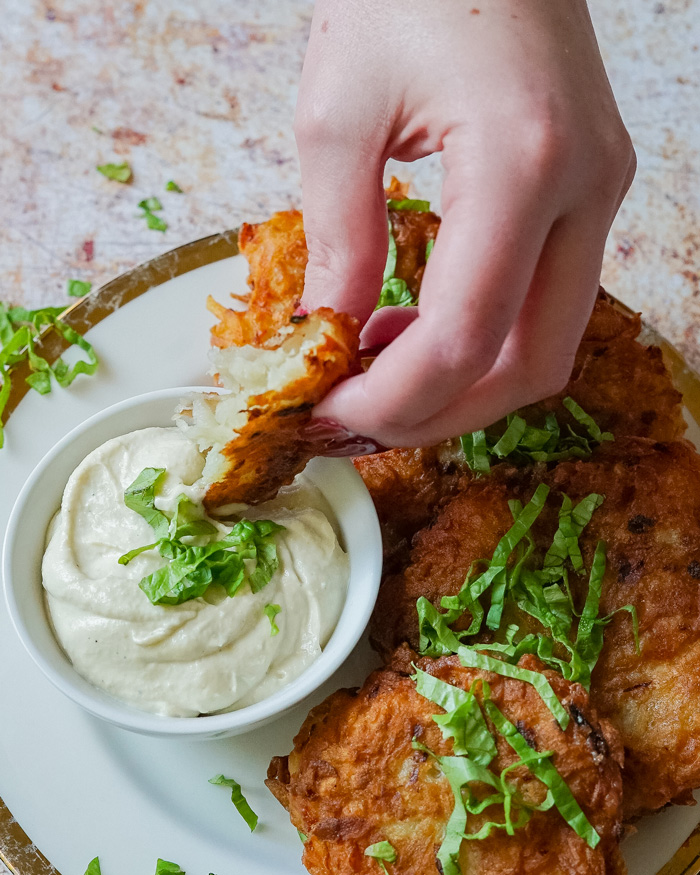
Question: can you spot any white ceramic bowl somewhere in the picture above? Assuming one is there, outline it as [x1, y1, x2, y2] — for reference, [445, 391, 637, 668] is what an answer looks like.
[2, 387, 382, 739]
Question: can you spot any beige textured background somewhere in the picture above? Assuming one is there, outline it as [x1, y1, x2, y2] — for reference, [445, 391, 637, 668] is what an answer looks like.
[0, 0, 698, 871]
[0, 1, 699, 362]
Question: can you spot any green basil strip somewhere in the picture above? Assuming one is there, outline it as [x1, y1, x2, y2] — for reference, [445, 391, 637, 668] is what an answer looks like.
[169, 493, 218, 539]
[67, 279, 92, 298]
[364, 840, 397, 873]
[417, 596, 464, 657]
[491, 415, 527, 458]
[165, 180, 184, 192]
[209, 774, 259, 832]
[483, 700, 600, 849]
[123, 467, 170, 537]
[0, 367, 11, 449]
[0, 303, 14, 345]
[383, 220, 397, 283]
[413, 669, 496, 765]
[376, 277, 414, 308]
[425, 238, 435, 260]
[459, 430, 490, 473]
[96, 161, 132, 182]
[83, 858, 102, 875]
[386, 198, 431, 211]
[51, 320, 99, 386]
[154, 860, 186, 875]
[563, 396, 613, 444]
[264, 603, 281, 636]
[544, 493, 604, 572]
[457, 647, 569, 729]
[436, 754, 502, 875]
[139, 197, 163, 212]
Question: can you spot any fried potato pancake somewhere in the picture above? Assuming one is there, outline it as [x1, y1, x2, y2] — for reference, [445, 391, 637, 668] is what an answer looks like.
[369, 437, 700, 820]
[352, 442, 466, 573]
[209, 210, 308, 349]
[516, 293, 685, 442]
[182, 308, 360, 508]
[267, 654, 625, 875]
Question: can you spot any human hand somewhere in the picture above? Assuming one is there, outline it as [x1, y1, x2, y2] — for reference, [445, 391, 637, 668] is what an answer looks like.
[296, 0, 635, 448]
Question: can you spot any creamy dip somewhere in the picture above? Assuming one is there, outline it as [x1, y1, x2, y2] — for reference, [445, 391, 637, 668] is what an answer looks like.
[42, 427, 348, 717]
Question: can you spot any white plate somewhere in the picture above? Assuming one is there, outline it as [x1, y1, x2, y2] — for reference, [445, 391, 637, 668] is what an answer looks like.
[0, 239, 698, 875]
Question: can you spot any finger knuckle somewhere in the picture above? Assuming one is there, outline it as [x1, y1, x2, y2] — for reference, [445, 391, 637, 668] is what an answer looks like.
[517, 351, 576, 403]
[519, 108, 575, 183]
[434, 322, 504, 384]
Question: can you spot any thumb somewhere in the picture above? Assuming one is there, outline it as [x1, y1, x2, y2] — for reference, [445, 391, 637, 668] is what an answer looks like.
[297, 140, 388, 323]
[295, 107, 388, 323]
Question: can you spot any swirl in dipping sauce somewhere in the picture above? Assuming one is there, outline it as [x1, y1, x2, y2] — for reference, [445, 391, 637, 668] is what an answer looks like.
[42, 427, 348, 717]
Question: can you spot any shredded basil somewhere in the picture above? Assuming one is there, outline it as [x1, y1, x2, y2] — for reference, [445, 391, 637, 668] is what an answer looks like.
[459, 398, 614, 473]
[364, 840, 397, 873]
[209, 774, 259, 832]
[386, 198, 430, 211]
[413, 670, 496, 764]
[165, 180, 183, 192]
[297, 829, 308, 844]
[425, 238, 435, 260]
[264, 603, 281, 635]
[483, 699, 600, 848]
[376, 220, 416, 310]
[138, 197, 168, 232]
[120, 467, 284, 605]
[457, 648, 569, 729]
[67, 279, 92, 298]
[83, 858, 101, 875]
[0, 302, 99, 449]
[154, 860, 186, 875]
[96, 161, 132, 182]
[417, 485, 637, 695]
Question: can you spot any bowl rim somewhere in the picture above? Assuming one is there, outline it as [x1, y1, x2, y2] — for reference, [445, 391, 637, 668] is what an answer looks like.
[2, 386, 382, 736]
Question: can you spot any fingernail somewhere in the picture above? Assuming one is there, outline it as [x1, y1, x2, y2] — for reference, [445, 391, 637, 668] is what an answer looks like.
[300, 418, 386, 457]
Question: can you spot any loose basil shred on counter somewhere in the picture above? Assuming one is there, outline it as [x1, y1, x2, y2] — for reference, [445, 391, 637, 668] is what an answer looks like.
[96, 160, 132, 182]
[154, 860, 186, 875]
[119, 467, 284, 606]
[138, 197, 168, 232]
[209, 774, 259, 832]
[0, 301, 99, 449]
[83, 857, 102, 875]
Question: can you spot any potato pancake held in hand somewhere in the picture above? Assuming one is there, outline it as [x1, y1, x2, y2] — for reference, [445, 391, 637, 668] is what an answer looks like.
[369, 437, 700, 820]
[266, 654, 625, 875]
[178, 306, 361, 509]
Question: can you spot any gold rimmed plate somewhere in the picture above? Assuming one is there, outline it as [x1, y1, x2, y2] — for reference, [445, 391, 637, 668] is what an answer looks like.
[1, 234, 699, 875]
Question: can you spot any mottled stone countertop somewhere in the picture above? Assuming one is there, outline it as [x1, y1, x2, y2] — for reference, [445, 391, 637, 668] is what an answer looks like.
[1, 0, 698, 363]
[0, 0, 698, 871]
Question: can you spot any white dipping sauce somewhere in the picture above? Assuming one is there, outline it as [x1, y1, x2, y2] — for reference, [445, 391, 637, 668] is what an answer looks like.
[42, 427, 348, 717]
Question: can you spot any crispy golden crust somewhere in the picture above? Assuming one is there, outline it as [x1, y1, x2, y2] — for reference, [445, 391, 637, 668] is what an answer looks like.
[541, 438, 700, 818]
[353, 444, 466, 574]
[209, 210, 308, 349]
[203, 308, 360, 508]
[267, 655, 625, 875]
[389, 206, 440, 300]
[517, 293, 684, 442]
[368, 437, 700, 820]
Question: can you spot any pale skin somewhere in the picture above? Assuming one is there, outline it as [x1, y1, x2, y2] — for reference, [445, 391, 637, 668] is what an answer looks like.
[297, 0, 636, 448]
